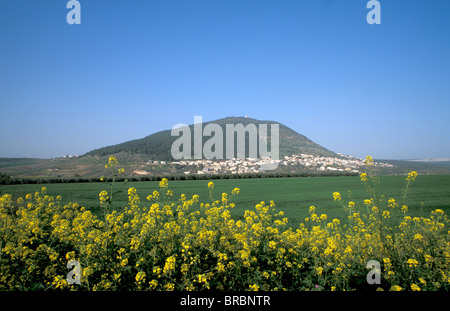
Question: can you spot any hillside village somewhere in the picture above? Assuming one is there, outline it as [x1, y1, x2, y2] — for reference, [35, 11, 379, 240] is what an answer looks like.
[142, 153, 395, 176]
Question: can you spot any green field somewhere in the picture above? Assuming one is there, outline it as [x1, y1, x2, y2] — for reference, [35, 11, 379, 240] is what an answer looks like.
[2, 175, 449, 225]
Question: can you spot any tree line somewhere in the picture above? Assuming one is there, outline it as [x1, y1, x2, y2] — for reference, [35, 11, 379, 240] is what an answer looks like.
[0, 171, 357, 185]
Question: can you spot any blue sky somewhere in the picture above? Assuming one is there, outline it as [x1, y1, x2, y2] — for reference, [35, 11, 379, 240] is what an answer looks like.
[0, 0, 449, 159]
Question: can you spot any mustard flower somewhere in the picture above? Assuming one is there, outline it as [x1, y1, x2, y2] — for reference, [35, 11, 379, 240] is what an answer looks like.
[390, 285, 402, 291]
[159, 178, 168, 188]
[165, 283, 175, 291]
[333, 192, 341, 201]
[407, 258, 419, 268]
[135, 271, 146, 283]
[105, 155, 118, 168]
[360, 173, 368, 182]
[364, 156, 374, 166]
[163, 256, 176, 274]
[128, 187, 137, 196]
[197, 274, 207, 283]
[414, 233, 423, 242]
[434, 209, 445, 216]
[315, 267, 323, 275]
[406, 171, 418, 182]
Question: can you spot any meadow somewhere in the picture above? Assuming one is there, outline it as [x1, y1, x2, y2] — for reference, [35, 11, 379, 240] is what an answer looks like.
[1, 174, 449, 224]
[1, 156, 449, 291]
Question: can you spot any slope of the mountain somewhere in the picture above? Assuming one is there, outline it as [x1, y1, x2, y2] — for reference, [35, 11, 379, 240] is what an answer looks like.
[84, 117, 337, 160]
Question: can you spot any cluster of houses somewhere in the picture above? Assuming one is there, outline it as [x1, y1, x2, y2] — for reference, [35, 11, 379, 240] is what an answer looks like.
[168, 158, 275, 175]
[281, 153, 394, 173]
[145, 153, 394, 175]
[61, 154, 79, 159]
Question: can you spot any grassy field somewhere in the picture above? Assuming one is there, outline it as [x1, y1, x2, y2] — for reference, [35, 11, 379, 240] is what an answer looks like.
[1, 174, 449, 225]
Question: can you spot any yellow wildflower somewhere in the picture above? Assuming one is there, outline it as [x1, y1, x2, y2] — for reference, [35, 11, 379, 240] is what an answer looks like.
[434, 209, 445, 216]
[165, 283, 175, 291]
[159, 178, 169, 188]
[360, 173, 368, 182]
[315, 267, 323, 275]
[364, 156, 374, 166]
[333, 192, 341, 201]
[135, 271, 146, 283]
[105, 155, 118, 168]
[406, 171, 418, 182]
[163, 256, 176, 274]
[407, 258, 419, 268]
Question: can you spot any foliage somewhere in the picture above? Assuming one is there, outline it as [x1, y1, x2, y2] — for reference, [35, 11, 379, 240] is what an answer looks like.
[0, 157, 449, 291]
[1, 170, 357, 185]
[0, 173, 12, 186]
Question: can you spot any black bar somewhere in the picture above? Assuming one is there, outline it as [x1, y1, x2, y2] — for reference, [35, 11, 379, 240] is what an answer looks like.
[0, 291, 446, 310]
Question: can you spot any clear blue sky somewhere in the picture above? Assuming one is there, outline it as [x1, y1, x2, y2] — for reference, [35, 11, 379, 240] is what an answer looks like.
[0, 0, 449, 160]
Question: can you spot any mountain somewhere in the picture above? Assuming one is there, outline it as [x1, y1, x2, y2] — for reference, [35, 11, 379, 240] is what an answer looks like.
[84, 117, 337, 160]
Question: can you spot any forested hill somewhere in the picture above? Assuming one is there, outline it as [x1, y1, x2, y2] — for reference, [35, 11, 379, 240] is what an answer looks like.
[84, 116, 337, 161]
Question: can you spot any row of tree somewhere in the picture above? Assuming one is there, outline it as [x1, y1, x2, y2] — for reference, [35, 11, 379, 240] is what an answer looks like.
[0, 171, 357, 185]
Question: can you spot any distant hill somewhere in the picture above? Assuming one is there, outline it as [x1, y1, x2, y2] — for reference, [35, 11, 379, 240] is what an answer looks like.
[84, 116, 338, 160]
[0, 158, 49, 169]
[375, 159, 450, 175]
